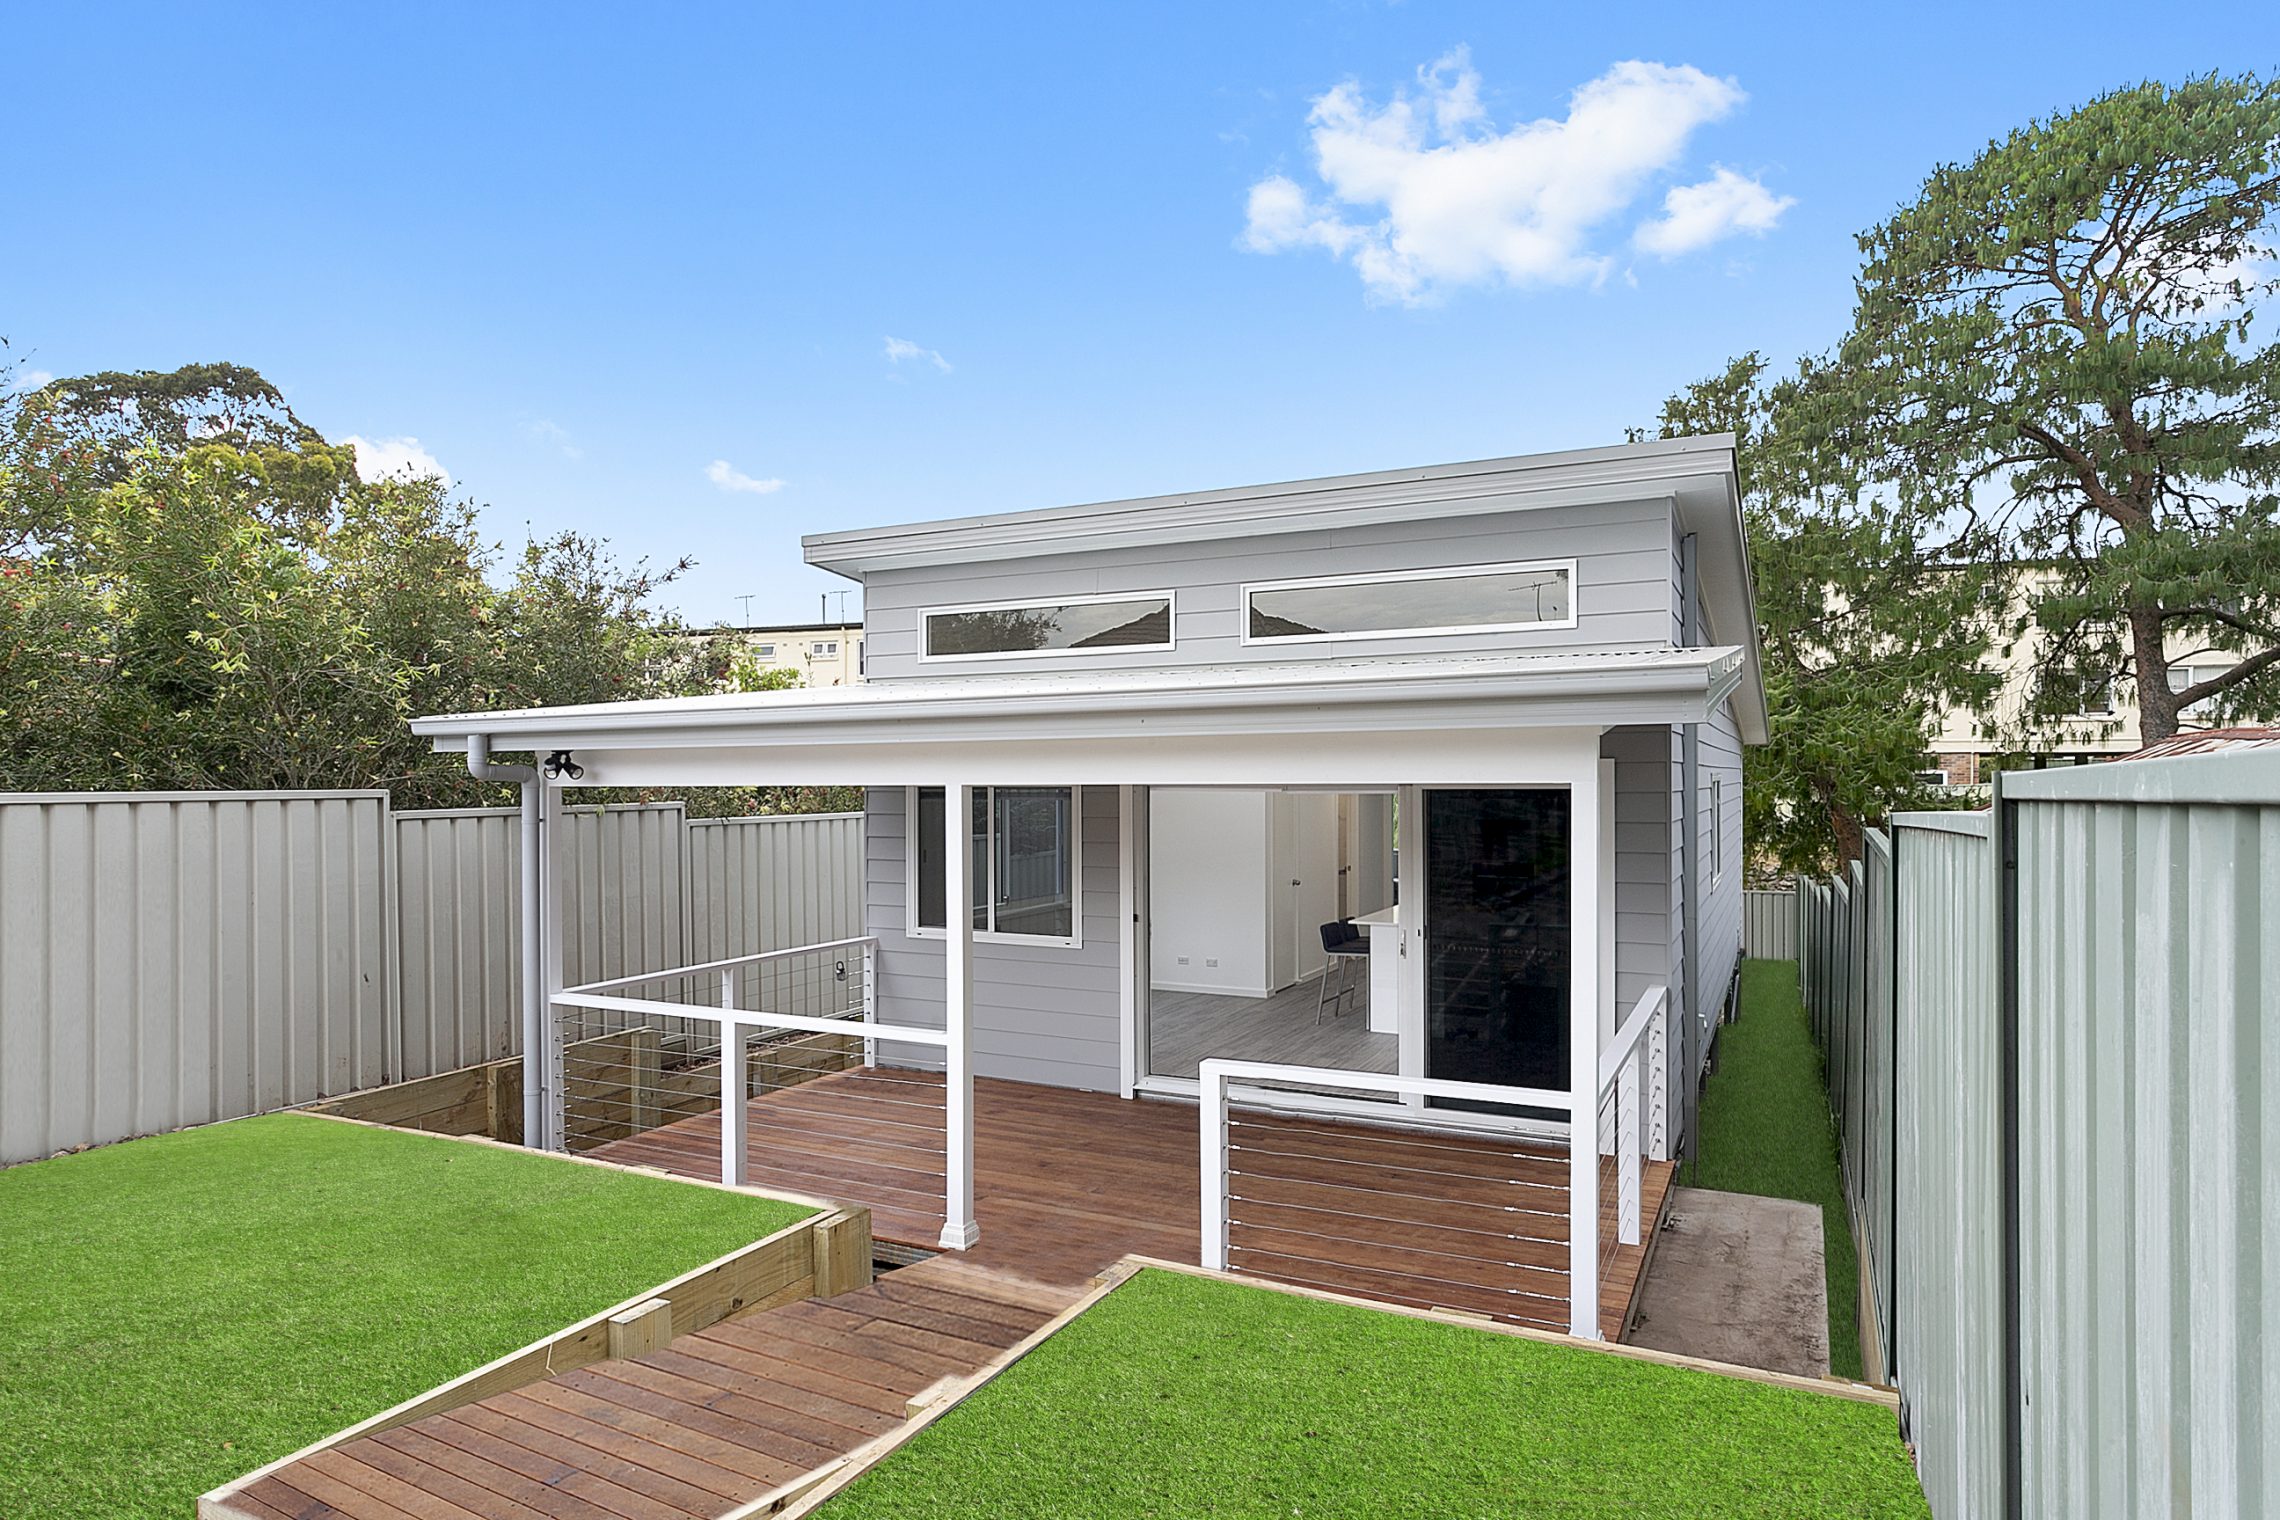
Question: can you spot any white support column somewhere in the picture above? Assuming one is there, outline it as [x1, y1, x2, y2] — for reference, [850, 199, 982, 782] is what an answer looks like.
[1567, 749, 1604, 1339]
[719, 967, 746, 1187]
[539, 783, 569, 1153]
[1199, 1060, 1229, 1270]
[940, 782, 980, 1249]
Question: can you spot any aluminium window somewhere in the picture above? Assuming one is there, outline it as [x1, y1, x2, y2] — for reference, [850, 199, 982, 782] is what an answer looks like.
[909, 786, 1079, 944]
[1241, 560, 1577, 644]
[814, 641, 840, 657]
[921, 592, 1175, 661]
[1709, 776, 1725, 885]
[754, 643, 777, 658]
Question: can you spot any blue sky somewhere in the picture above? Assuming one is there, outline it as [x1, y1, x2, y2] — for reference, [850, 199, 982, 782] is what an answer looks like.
[8, 3, 2272, 623]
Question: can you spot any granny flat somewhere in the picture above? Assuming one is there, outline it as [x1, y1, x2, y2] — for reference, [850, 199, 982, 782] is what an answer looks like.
[412, 435, 1763, 1340]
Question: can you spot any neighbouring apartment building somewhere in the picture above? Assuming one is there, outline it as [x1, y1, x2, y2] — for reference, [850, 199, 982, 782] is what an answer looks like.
[714, 622, 865, 686]
[1926, 617, 2265, 785]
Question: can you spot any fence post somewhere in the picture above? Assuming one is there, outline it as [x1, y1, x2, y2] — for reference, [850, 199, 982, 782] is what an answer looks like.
[1199, 1061, 1229, 1270]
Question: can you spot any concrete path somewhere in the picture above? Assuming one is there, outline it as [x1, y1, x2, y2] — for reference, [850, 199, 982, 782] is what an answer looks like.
[1625, 1186, 1831, 1378]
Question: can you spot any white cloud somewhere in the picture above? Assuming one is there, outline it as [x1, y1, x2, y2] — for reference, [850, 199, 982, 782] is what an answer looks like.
[345, 434, 451, 485]
[883, 336, 952, 372]
[528, 417, 582, 461]
[1242, 50, 1785, 303]
[1635, 166, 1794, 257]
[8, 368, 54, 394]
[707, 459, 785, 496]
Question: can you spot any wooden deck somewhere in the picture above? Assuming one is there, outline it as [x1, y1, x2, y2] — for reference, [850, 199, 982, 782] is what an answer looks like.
[224, 1255, 1076, 1520]
[216, 1068, 1675, 1520]
[594, 1066, 1673, 1338]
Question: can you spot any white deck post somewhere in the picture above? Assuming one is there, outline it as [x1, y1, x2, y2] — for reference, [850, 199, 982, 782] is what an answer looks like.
[1199, 1060, 1229, 1270]
[719, 967, 746, 1187]
[1617, 1043, 1642, 1246]
[941, 782, 980, 1249]
[1567, 746, 1604, 1338]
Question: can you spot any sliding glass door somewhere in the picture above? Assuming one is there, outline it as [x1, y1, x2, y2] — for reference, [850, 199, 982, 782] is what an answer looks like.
[1423, 789, 1570, 1113]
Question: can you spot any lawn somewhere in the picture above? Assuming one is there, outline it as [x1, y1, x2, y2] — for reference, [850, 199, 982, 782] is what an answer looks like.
[1692, 958, 1864, 1380]
[0, 1112, 812, 1520]
[819, 1267, 1929, 1520]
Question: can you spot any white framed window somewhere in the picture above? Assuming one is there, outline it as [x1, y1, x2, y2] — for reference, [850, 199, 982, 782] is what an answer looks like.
[754, 642, 777, 658]
[907, 786, 1082, 947]
[1709, 776, 1725, 886]
[814, 640, 840, 657]
[920, 591, 1176, 662]
[1239, 559, 1578, 645]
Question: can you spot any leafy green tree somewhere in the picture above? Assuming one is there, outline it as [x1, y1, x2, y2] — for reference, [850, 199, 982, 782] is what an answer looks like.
[1815, 73, 2280, 744]
[0, 360, 740, 807]
[1642, 355, 2000, 873]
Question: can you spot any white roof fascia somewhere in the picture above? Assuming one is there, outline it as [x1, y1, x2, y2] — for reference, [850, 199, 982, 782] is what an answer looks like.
[414, 647, 1743, 755]
[802, 436, 1736, 579]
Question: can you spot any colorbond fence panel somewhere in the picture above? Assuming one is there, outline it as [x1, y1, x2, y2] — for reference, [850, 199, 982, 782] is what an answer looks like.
[1, 793, 863, 1165]
[1742, 887, 1798, 958]
[0, 792, 394, 1164]
[1796, 753, 2279, 1520]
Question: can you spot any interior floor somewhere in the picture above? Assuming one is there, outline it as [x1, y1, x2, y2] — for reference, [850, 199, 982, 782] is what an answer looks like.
[1146, 969, 1395, 1080]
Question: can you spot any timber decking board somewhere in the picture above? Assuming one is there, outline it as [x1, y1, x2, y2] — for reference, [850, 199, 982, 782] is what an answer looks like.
[216, 1072, 1675, 1519]
[586, 1066, 1670, 1341]
[220, 1258, 1072, 1520]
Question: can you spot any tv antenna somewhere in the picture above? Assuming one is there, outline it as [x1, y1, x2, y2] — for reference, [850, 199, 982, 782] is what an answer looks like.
[735, 594, 755, 626]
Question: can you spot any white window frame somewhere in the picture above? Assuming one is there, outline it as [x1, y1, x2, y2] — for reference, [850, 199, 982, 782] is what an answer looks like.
[813, 640, 840, 657]
[1709, 775, 1725, 887]
[918, 590, 1177, 664]
[753, 642, 776, 658]
[905, 785, 1085, 949]
[1238, 558, 1581, 646]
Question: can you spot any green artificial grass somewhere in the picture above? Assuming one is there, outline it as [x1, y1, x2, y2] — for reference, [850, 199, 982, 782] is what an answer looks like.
[0, 1112, 812, 1520]
[1692, 958, 1864, 1380]
[820, 1268, 1928, 1520]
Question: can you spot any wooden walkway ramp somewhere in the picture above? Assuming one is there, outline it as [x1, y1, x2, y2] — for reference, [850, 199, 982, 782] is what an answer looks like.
[217, 1256, 1078, 1520]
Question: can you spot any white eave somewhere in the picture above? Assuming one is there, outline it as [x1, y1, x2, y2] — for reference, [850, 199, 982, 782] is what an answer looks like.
[414, 645, 1746, 754]
[802, 435, 1741, 578]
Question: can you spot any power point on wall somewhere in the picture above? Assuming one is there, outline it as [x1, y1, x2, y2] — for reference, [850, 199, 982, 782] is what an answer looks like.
[1176, 955, 1191, 965]
[1205, 957, 1219, 967]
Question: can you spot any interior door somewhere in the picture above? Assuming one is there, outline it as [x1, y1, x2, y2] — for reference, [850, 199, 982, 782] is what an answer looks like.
[1423, 789, 1570, 1113]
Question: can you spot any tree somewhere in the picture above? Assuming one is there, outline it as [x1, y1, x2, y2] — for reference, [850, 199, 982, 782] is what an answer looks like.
[1641, 355, 2001, 874]
[1817, 73, 2280, 745]
[0, 361, 727, 806]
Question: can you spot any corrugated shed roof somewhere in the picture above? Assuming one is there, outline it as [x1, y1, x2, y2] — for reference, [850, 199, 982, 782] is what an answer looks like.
[2124, 726, 2280, 761]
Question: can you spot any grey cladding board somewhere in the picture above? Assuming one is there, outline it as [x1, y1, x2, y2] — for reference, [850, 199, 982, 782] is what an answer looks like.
[863, 785, 1124, 1091]
[860, 498, 1677, 680]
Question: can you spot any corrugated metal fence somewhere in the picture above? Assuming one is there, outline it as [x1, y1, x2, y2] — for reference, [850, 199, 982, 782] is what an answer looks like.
[1743, 886, 1798, 958]
[1797, 752, 2279, 1520]
[0, 793, 862, 1165]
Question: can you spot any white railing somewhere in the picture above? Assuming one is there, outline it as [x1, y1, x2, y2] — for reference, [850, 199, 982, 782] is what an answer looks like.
[1198, 981, 1671, 1344]
[1596, 984, 1671, 1252]
[1196, 1059, 1589, 1336]
[550, 935, 971, 1245]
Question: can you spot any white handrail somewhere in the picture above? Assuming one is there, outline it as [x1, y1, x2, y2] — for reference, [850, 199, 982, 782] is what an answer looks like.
[562, 935, 881, 996]
[1591, 983, 1671, 1253]
[550, 988, 949, 1047]
[1597, 984, 1668, 1097]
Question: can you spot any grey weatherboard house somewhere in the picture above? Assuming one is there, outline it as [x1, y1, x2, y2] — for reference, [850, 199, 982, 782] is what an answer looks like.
[412, 434, 1764, 1339]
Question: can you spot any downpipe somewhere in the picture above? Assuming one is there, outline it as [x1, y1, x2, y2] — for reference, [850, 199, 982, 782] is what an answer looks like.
[466, 735, 546, 1149]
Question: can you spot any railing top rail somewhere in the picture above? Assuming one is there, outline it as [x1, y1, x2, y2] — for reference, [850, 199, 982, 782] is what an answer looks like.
[1596, 983, 1670, 1097]
[1196, 1057, 1569, 1113]
[562, 935, 881, 995]
[551, 987, 950, 1047]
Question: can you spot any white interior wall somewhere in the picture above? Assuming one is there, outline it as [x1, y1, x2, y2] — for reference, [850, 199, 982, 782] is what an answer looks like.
[1147, 790, 1272, 996]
